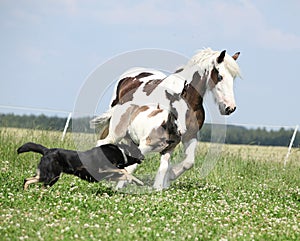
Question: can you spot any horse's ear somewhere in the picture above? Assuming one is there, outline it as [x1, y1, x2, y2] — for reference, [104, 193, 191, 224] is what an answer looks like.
[232, 52, 240, 61]
[217, 50, 226, 64]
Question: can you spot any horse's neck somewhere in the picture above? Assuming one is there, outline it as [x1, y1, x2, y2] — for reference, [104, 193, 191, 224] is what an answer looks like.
[159, 74, 186, 94]
[173, 63, 210, 113]
[157, 62, 209, 111]
[161, 63, 208, 92]
[180, 63, 209, 101]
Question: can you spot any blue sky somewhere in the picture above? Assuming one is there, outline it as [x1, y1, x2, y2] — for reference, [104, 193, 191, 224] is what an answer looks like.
[1, 0, 300, 128]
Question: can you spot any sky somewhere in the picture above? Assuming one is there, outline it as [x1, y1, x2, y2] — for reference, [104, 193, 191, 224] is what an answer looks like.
[1, 0, 300, 129]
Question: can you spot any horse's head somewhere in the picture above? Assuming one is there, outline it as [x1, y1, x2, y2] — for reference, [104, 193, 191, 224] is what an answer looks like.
[209, 50, 241, 115]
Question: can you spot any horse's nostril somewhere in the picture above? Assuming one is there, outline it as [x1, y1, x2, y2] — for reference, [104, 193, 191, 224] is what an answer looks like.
[225, 106, 236, 115]
[225, 107, 230, 114]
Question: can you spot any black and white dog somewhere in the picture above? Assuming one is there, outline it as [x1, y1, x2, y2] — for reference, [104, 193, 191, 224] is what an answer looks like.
[17, 142, 144, 189]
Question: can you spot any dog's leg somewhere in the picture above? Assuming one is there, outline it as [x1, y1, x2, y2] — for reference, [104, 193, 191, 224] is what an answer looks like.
[118, 169, 144, 186]
[23, 169, 41, 190]
[115, 163, 139, 189]
[99, 168, 143, 187]
[116, 142, 147, 189]
[23, 177, 39, 190]
[23, 176, 40, 190]
[47, 176, 60, 187]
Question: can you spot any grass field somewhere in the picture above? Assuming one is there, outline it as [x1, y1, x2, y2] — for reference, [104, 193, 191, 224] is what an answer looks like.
[0, 128, 299, 240]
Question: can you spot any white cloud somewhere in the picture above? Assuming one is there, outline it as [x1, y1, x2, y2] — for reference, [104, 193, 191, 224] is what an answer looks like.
[88, 1, 184, 26]
[3, 0, 300, 51]
[84, 0, 300, 50]
[206, 0, 300, 50]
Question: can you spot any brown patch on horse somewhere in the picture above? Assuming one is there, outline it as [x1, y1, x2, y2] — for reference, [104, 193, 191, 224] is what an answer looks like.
[111, 77, 143, 107]
[208, 67, 219, 89]
[148, 108, 163, 117]
[130, 105, 149, 122]
[145, 113, 181, 154]
[146, 136, 151, 145]
[143, 79, 163, 96]
[145, 127, 167, 148]
[181, 71, 207, 111]
[115, 105, 138, 136]
[160, 113, 181, 154]
[111, 72, 154, 107]
[164, 90, 180, 119]
[135, 72, 154, 79]
[182, 108, 205, 142]
[99, 125, 109, 139]
[180, 71, 206, 141]
[165, 90, 181, 103]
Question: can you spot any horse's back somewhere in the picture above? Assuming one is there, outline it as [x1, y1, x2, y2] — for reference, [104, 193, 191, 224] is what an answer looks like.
[119, 67, 166, 80]
[110, 67, 167, 106]
[91, 68, 166, 136]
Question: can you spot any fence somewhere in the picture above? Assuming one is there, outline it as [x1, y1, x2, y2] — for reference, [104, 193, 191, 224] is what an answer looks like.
[0, 105, 299, 166]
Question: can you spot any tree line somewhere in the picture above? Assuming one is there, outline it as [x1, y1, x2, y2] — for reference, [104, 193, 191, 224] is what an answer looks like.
[0, 113, 299, 147]
[199, 124, 299, 147]
[0, 113, 90, 132]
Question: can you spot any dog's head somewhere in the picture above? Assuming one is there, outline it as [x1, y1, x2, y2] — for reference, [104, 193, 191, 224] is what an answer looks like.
[117, 143, 144, 162]
[98, 143, 143, 169]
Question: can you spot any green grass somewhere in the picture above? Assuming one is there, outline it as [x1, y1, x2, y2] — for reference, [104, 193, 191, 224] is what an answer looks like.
[0, 128, 299, 240]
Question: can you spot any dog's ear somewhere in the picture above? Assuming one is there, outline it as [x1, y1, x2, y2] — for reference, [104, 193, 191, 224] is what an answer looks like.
[129, 147, 144, 160]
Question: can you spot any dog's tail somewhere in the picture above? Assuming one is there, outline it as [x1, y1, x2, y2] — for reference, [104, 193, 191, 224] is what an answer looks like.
[17, 142, 48, 155]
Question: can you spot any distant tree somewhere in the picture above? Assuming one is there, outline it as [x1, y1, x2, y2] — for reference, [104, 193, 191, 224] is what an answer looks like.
[0, 113, 299, 147]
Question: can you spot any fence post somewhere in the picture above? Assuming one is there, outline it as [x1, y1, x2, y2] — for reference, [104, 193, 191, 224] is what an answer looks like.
[283, 125, 299, 167]
[61, 112, 72, 141]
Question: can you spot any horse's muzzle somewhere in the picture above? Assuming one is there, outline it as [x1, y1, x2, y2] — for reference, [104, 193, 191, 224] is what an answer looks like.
[224, 106, 236, 115]
[219, 104, 236, 115]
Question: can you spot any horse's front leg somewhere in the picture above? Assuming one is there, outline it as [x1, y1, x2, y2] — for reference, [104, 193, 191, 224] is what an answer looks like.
[153, 152, 172, 190]
[169, 138, 197, 180]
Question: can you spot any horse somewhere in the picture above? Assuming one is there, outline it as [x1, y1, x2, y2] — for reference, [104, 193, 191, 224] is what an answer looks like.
[91, 48, 241, 190]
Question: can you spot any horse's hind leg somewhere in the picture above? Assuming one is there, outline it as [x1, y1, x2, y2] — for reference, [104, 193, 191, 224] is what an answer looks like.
[96, 129, 118, 146]
[96, 130, 122, 146]
[169, 138, 197, 180]
[96, 104, 137, 147]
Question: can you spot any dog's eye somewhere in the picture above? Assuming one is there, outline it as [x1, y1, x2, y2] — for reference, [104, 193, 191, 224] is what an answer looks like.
[217, 74, 223, 82]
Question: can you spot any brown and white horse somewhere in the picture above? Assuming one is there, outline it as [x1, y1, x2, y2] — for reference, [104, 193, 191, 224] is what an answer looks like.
[92, 48, 241, 190]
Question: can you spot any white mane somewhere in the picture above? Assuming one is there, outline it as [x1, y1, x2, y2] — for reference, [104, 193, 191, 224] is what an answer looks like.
[189, 48, 241, 78]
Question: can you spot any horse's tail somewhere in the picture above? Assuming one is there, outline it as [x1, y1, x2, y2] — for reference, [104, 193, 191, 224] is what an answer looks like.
[17, 142, 48, 155]
[90, 108, 113, 139]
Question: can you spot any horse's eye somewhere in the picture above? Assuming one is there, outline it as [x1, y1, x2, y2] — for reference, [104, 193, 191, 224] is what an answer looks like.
[217, 74, 223, 82]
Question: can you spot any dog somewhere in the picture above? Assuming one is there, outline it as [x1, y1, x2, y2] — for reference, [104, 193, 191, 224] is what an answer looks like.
[17, 142, 144, 189]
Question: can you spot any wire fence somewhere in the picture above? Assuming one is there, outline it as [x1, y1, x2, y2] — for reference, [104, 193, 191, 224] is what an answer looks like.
[1, 105, 299, 166]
